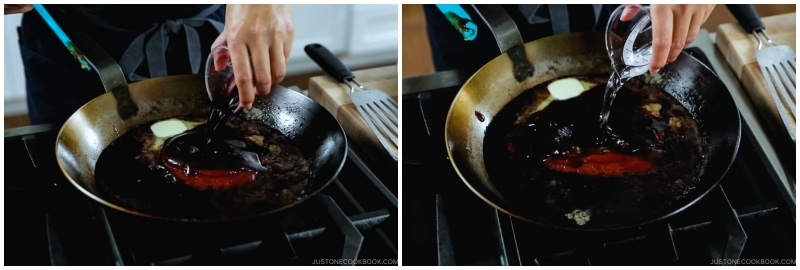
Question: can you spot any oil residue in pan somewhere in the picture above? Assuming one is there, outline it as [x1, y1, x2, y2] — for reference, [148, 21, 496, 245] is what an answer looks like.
[483, 75, 703, 229]
[94, 114, 312, 221]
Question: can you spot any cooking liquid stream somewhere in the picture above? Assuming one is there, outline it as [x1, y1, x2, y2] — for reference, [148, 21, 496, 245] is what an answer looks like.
[598, 66, 635, 132]
[205, 87, 239, 145]
[195, 46, 268, 184]
[601, 3, 654, 132]
[166, 86, 271, 189]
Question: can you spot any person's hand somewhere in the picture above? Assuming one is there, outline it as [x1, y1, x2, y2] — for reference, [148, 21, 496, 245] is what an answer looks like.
[5, 4, 33, 15]
[212, 4, 294, 110]
[637, 4, 715, 74]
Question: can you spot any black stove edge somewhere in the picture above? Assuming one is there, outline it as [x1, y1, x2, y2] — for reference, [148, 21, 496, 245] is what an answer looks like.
[6, 121, 398, 266]
[402, 69, 470, 96]
[4, 123, 59, 138]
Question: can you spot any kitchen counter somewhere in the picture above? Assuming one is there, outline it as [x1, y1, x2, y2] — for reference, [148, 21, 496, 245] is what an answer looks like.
[712, 13, 796, 204]
[680, 29, 794, 204]
[307, 65, 398, 193]
[716, 12, 795, 146]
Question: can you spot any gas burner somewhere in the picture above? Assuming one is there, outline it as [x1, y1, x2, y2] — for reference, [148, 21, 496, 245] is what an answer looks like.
[5, 125, 397, 266]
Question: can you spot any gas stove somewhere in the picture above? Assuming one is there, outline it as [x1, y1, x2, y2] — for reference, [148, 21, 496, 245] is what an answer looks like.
[401, 30, 795, 266]
[5, 122, 398, 265]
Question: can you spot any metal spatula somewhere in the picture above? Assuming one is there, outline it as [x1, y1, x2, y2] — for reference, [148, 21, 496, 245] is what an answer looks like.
[728, 4, 796, 141]
[304, 44, 398, 161]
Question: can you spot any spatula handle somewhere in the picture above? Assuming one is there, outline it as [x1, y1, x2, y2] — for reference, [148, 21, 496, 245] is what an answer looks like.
[304, 43, 355, 83]
[726, 4, 765, 33]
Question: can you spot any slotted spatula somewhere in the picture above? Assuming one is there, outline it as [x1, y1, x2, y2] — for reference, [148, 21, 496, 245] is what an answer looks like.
[728, 4, 796, 142]
[304, 44, 398, 161]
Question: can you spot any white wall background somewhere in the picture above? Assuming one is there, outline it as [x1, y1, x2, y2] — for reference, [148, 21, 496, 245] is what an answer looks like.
[4, 13, 27, 116]
[3, 4, 398, 117]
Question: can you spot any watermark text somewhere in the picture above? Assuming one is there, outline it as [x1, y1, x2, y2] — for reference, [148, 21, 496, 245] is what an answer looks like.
[711, 258, 795, 265]
[312, 258, 397, 265]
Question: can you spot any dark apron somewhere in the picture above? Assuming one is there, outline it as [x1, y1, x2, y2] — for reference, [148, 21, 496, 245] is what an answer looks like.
[19, 4, 225, 125]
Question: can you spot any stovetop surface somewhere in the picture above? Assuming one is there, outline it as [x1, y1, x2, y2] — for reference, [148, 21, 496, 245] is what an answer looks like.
[400, 45, 796, 266]
[5, 125, 398, 266]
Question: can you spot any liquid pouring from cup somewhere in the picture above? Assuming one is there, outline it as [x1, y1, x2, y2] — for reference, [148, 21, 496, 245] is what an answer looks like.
[205, 45, 241, 144]
[599, 4, 654, 129]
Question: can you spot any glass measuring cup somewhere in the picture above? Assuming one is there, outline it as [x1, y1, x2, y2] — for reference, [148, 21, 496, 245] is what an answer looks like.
[204, 45, 240, 142]
[598, 5, 653, 130]
[205, 45, 240, 113]
[605, 4, 653, 80]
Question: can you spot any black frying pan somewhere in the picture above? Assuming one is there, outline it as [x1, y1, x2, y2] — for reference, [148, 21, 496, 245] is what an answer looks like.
[57, 76, 347, 222]
[53, 13, 347, 223]
[445, 6, 740, 231]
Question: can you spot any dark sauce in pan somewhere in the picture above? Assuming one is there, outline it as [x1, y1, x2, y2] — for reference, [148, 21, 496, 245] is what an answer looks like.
[483, 75, 703, 228]
[94, 114, 311, 220]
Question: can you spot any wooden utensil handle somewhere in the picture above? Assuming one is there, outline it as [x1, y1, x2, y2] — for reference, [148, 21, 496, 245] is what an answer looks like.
[726, 4, 766, 32]
[304, 43, 355, 83]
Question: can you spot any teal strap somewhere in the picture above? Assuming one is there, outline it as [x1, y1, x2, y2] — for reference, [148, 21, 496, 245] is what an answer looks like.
[32, 4, 92, 71]
[435, 4, 478, 41]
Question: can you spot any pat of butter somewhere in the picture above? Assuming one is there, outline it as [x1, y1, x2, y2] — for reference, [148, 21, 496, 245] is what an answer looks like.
[548, 78, 585, 100]
[150, 119, 188, 138]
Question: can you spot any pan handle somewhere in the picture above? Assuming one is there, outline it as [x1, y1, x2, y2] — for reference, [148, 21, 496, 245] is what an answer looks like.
[70, 29, 139, 119]
[725, 4, 766, 33]
[471, 5, 533, 82]
[303, 43, 355, 83]
[38, 6, 138, 119]
[471, 5, 522, 53]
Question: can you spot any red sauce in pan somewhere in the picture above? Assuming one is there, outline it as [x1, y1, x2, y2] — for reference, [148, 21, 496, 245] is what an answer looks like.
[483, 75, 703, 228]
[160, 130, 266, 190]
[94, 114, 312, 220]
[543, 150, 653, 176]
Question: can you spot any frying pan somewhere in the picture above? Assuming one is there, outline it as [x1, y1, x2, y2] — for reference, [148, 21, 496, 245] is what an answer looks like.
[53, 13, 347, 223]
[445, 5, 741, 231]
